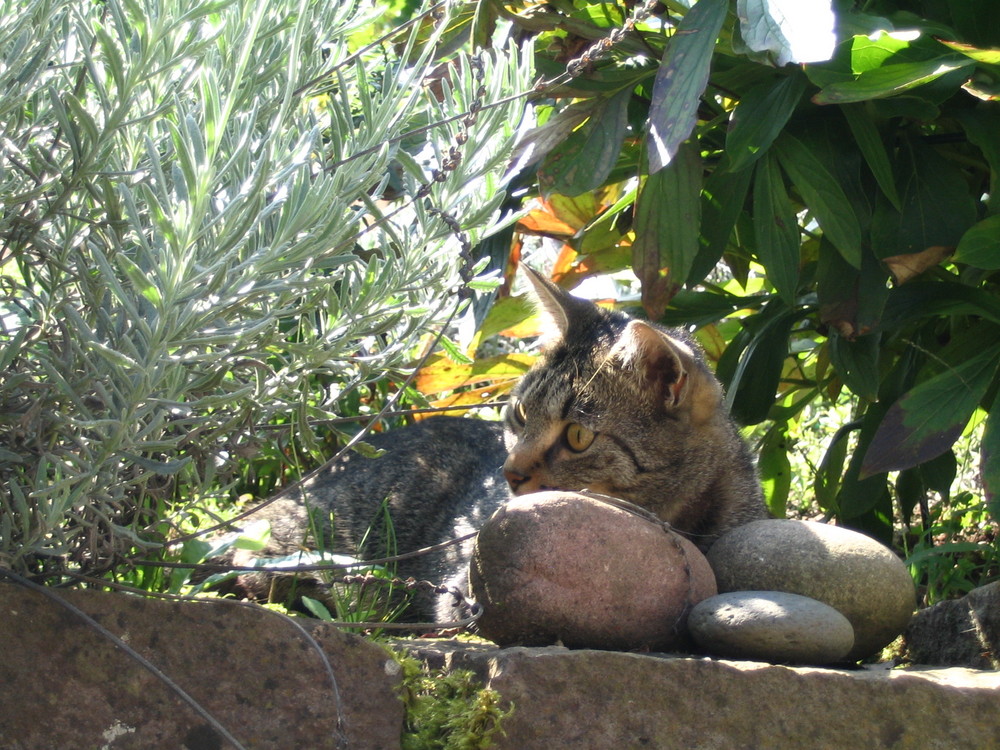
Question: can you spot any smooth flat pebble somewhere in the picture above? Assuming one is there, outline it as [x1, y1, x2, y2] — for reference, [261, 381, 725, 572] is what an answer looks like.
[689, 590, 855, 665]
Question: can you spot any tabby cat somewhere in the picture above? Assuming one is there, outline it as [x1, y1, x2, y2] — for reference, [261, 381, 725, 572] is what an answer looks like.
[236, 266, 767, 621]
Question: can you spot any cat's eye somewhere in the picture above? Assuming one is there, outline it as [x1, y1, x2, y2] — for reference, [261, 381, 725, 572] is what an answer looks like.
[508, 397, 527, 425]
[564, 422, 595, 452]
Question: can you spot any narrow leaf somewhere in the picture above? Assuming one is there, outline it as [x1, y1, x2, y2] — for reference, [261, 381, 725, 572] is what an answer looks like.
[538, 87, 631, 197]
[841, 103, 901, 210]
[983, 406, 1000, 517]
[752, 153, 800, 303]
[813, 56, 973, 104]
[773, 132, 863, 267]
[937, 38, 1000, 65]
[647, 0, 727, 173]
[633, 141, 702, 316]
[726, 73, 807, 172]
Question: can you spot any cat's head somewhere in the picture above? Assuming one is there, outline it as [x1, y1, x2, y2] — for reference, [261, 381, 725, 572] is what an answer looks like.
[502, 266, 726, 510]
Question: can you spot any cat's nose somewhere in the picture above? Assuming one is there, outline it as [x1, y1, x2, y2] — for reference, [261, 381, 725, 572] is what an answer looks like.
[503, 468, 529, 492]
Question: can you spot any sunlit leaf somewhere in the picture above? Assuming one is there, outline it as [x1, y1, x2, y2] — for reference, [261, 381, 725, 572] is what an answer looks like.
[413, 353, 534, 395]
[737, 0, 836, 66]
[937, 38, 1000, 64]
[647, 0, 727, 172]
[813, 56, 974, 104]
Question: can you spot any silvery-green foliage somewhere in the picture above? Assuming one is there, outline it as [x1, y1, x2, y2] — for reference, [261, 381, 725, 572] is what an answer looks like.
[0, 0, 532, 574]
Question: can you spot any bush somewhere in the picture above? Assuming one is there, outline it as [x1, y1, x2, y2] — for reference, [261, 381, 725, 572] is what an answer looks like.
[0, 0, 531, 579]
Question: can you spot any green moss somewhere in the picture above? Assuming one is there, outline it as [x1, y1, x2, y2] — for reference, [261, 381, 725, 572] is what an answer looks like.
[386, 647, 513, 750]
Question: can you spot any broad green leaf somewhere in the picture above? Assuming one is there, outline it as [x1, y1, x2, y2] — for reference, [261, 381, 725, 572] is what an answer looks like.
[773, 132, 863, 268]
[538, 87, 631, 197]
[870, 139, 977, 260]
[953, 215, 1000, 269]
[840, 103, 900, 210]
[813, 56, 974, 104]
[726, 73, 807, 172]
[633, 141, 702, 316]
[737, 0, 836, 66]
[862, 343, 1000, 477]
[752, 152, 799, 303]
[646, 0, 727, 172]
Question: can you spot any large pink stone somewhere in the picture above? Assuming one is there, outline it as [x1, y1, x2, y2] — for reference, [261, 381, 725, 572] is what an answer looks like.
[470, 491, 717, 651]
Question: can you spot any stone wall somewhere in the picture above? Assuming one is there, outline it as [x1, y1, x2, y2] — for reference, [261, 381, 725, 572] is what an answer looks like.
[1, 586, 997, 749]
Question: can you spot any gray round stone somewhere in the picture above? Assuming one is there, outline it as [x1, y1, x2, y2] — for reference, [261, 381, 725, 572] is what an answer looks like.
[707, 519, 916, 661]
[689, 591, 855, 665]
[470, 491, 717, 651]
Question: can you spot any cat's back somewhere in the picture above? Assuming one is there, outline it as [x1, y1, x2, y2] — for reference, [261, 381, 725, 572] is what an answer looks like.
[298, 416, 508, 571]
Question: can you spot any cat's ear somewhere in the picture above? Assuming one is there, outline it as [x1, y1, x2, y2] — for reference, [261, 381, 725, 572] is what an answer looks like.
[613, 320, 722, 423]
[520, 265, 593, 347]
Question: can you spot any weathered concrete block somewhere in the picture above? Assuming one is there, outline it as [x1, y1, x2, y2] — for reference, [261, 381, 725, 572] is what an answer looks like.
[0, 585, 403, 750]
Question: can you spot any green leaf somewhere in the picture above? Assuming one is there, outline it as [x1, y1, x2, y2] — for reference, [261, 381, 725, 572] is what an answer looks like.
[829, 333, 880, 401]
[736, 0, 836, 66]
[646, 0, 727, 172]
[717, 298, 798, 426]
[694, 160, 753, 282]
[814, 422, 854, 513]
[538, 87, 631, 197]
[937, 38, 1000, 64]
[726, 73, 807, 172]
[116, 254, 163, 307]
[752, 152, 800, 303]
[870, 138, 977, 260]
[759, 422, 791, 518]
[813, 56, 974, 104]
[633, 141, 702, 315]
[840, 103, 901, 210]
[773, 132, 863, 268]
[953, 215, 1000, 269]
[862, 343, 1000, 477]
[954, 109, 1000, 214]
[984, 406, 1000, 519]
